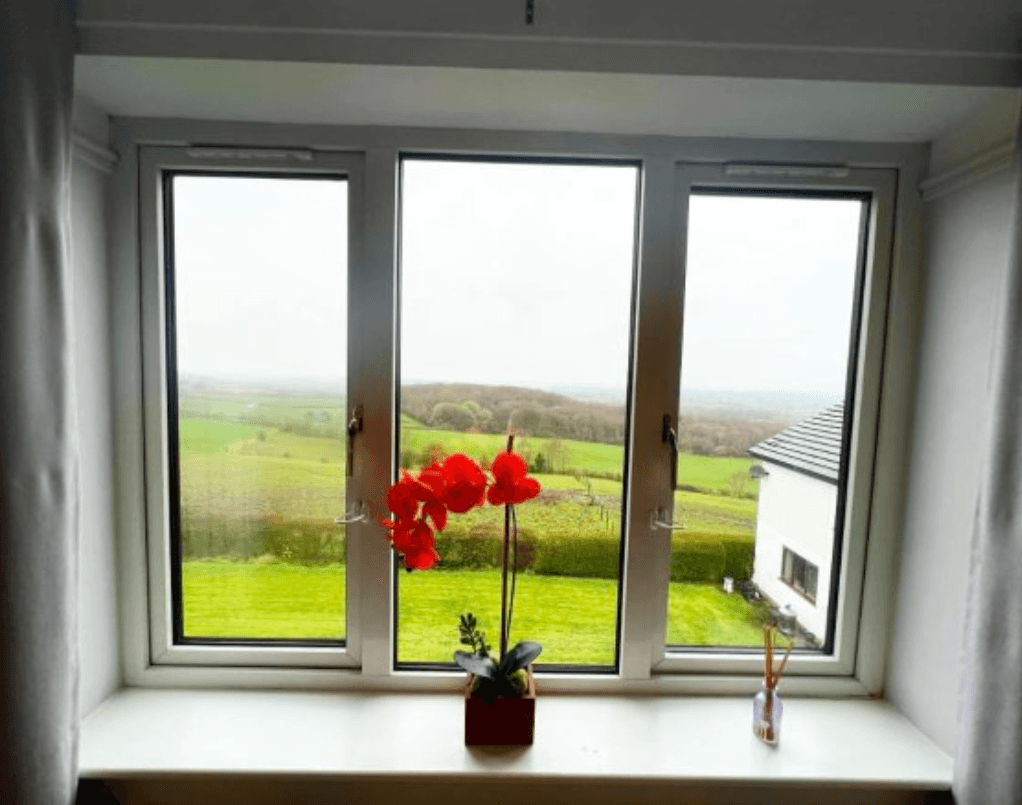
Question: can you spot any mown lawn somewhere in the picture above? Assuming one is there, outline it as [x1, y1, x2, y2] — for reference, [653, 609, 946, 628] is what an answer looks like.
[182, 563, 767, 662]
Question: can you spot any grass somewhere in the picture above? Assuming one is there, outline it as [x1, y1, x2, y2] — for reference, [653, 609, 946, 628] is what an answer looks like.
[180, 452, 344, 521]
[178, 419, 263, 456]
[175, 414, 756, 507]
[180, 391, 345, 429]
[183, 561, 345, 640]
[667, 584, 769, 646]
[397, 569, 619, 665]
[182, 562, 767, 659]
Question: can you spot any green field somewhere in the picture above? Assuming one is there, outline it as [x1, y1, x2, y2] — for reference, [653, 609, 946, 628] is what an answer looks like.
[183, 562, 767, 662]
[177, 418, 757, 522]
[178, 419, 264, 456]
[177, 407, 764, 651]
[402, 425, 756, 494]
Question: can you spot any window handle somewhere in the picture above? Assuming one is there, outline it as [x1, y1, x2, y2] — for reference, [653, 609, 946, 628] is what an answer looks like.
[346, 405, 363, 478]
[662, 413, 678, 491]
[650, 506, 686, 531]
[335, 500, 368, 526]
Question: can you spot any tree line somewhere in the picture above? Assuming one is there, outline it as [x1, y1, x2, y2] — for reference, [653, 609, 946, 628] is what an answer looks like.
[402, 383, 790, 457]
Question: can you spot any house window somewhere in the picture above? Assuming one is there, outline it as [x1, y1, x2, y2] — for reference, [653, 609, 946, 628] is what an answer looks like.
[781, 547, 819, 604]
[133, 142, 897, 686]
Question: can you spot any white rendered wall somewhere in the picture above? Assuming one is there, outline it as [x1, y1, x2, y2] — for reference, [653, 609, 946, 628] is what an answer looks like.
[73, 94, 121, 718]
[887, 164, 1018, 757]
[752, 462, 837, 640]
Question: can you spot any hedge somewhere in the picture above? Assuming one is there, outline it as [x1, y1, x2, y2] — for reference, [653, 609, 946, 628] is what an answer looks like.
[181, 514, 346, 564]
[181, 515, 754, 583]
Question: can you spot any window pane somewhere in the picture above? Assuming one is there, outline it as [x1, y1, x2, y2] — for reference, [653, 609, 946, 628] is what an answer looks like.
[169, 174, 348, 642]
[667, 192, 865, 651]
[396, 159, 638, 668]
[781, 548, 794, 583]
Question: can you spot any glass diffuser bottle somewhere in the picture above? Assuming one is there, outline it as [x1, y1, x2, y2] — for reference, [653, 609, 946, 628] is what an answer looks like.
[754, 626, 791, 746]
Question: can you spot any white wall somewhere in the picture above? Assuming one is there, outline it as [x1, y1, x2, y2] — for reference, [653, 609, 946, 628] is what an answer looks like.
[752, 462, 837, 640]
[887, 164, 1018, 756]
[73, 94, 121, 718]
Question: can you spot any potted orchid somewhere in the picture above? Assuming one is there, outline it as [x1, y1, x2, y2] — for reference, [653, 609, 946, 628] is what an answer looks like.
[381, 435, 542, 745]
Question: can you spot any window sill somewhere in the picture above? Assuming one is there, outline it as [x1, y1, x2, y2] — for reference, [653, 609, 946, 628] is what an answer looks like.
[80, 688, 952, 798]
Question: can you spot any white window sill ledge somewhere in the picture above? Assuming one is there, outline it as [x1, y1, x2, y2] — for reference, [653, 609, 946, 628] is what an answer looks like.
[81, 688, 952, 797]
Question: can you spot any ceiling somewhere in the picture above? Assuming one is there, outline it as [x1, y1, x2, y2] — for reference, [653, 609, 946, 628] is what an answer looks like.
[75, 56, 1017, 143]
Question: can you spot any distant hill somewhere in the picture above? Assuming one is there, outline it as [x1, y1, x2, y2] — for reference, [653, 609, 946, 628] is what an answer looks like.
[177, 376, 831, 458]
[678, 388, 842, 422]
[401, 383, 626, 445]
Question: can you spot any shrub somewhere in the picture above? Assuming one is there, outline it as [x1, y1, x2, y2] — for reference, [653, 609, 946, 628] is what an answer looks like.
[670, 531, 754, 583]
[531, 535, 620, 579]
[434, 524, 537, 571]
[181, 513, 345, 565]
[430, 402, 476, 431]
[181, 514, 753, 583]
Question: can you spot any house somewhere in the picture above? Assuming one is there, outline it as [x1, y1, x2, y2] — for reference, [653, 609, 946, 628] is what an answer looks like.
[749, 403, 844, 642]
[5, 1, 1022, 803]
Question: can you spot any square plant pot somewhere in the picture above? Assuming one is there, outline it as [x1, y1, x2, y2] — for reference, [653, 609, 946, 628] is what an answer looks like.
[464, 666, 536, 746]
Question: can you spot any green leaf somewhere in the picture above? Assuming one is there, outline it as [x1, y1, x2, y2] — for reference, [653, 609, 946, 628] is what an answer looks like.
[454, 650, 497, 679]
[499, 641, 542, 676]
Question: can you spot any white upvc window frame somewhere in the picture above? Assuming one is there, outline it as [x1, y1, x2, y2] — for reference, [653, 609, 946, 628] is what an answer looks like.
[644, 164, 897, 681]
[138, 146, 368, 669]
[117, 121, 916, 696]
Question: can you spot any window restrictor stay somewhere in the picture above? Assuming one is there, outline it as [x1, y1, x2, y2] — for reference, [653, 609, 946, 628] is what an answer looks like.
[724, 163, 850, 179]
[185, 147, 315, 162]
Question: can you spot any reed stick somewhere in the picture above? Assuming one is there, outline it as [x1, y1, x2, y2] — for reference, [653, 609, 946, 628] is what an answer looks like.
[774, 640, 793, 685]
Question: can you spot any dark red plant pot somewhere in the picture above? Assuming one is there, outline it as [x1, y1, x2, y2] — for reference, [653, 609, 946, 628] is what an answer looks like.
[464, 666, 536, 746]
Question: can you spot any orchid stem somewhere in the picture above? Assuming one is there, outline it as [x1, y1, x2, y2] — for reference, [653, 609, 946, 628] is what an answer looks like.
[500, 502, 510, 661]
[507, 504, 518, 649]
[498, 433, 515, 661]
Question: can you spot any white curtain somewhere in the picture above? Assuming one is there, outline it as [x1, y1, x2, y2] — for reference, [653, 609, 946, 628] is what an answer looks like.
[953, 129, 1022, 804]
[0, 1, 80, 804]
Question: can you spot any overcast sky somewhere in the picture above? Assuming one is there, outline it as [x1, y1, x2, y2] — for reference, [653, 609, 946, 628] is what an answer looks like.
[172, 163, 863, 398]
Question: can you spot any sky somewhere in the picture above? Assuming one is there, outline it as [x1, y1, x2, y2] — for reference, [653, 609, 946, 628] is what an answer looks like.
[171, 163, 864, 399]
[172, 175, 348, 386]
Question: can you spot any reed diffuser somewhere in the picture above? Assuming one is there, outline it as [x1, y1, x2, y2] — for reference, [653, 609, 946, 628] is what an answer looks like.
[753, 626, 792, 746]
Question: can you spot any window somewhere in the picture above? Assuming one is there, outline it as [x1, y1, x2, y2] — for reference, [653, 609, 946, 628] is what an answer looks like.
[167, 172, 350, 644]
[395, 157, 638, 670]
[132, 140, 897, 690]
[781, 548, 819, 604]
[666, 188, 865, 652]
[139, 148, 365, 668]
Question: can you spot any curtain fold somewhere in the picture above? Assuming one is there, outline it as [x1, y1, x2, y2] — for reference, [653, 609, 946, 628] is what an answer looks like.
[953, 127, 1022, 804]
[0, 2, 80, 804]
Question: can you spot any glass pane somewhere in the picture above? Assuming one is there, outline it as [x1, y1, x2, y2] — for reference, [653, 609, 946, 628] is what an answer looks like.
[396, 159, 638, 668]
[169, 174, 348, 641]
[667, 192, 865, 651]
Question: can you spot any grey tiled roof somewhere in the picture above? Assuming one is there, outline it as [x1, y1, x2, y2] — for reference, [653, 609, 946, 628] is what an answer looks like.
[748, 403, 845, 484]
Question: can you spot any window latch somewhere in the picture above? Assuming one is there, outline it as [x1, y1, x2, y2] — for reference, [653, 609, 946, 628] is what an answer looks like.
[335, 500, 369, 526]
[346, 405, 363, 478]
[662, 413, 678, 491]
[651, 506, 686, 531]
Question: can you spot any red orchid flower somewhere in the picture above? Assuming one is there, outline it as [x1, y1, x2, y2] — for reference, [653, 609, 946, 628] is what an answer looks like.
[383, 516, 440, 570]
[386, 471, 420, 522]
[441, 453, 488, 513]
[410, 461, 448, 532]
[487, 451, 541, 506]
